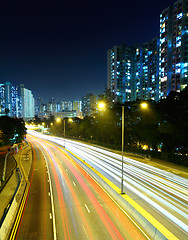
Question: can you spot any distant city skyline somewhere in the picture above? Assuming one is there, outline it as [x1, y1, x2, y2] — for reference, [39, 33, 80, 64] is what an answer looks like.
[0, 0, 175, 102]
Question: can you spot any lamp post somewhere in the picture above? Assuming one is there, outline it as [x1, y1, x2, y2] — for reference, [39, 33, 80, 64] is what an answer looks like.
[98, 101, 148, 195]
[56, 118, 61, 136]
[64, 118, 73, 138]
[63, 118, 73, 148]
[63, 119, 65, 148]
[121, 106, 125, 194]
[121, 102, 148, 194]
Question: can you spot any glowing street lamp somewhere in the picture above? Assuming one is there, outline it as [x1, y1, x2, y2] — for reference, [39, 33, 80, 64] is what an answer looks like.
[98, 102, 105, 110]
[141, 102, 148, 109]
[121, 102, 148, 194]
[56, 118, 61, 123]
[64, 118, 73, 138]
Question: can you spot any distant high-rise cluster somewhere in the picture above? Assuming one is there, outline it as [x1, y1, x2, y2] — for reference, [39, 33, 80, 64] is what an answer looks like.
[107, 0, 188, 103]
[35, 94, 98, 119]
[0, 82, 35, 119]
[35, 98, 83, 119]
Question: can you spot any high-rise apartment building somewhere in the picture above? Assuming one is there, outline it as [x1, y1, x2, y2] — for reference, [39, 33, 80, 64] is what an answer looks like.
[20, 84, 35, 119]
[81, 94, 96, 117]
[61, 101, 73, 111]
[159, 0, 188, 98]
[133, 38, 160, 101]
[107, 45, 132, 103]
[148, 38, 160, 101]
[0, 82, 21, 117]
[108, 0, 187, 103]
[73, 100, 82, 111]
[108, 41, 160, 103]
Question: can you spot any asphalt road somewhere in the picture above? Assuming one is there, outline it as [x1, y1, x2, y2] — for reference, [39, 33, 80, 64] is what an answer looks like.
[16, 141, 53, 240]
[27, 131, 188, 240]
[17, 135, 149, 240]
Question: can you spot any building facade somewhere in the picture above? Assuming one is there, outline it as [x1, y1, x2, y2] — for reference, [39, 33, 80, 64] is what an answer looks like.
[20, 84, 35, 119]
[159, 0, 188, 98]
[107, 45, 132, 103]
[0, 82, 21, 117]
[81, 94, 96, 117]
[107, 0, 187, 103]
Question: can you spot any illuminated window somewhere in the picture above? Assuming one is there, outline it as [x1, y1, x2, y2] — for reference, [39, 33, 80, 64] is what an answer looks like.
[176, 69, 180, 74]
[161, 37, 165, 44]
[176, 36, 181, 41]
[177, 13, 183, 19]
[176, 41, 181, 47]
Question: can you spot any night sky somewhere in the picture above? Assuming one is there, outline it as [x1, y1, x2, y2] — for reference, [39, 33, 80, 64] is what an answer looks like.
[0, 0, 175, 102]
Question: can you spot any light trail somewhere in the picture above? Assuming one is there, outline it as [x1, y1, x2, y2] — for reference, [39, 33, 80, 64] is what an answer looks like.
[27, 130, 188, 238]
[29, 134, 149, 240]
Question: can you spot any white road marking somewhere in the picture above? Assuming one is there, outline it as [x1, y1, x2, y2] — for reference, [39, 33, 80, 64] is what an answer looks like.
[49, 213, 52, 219]
[43, 153, 57, 240]
[85, 204, 90, 213]
[48, 192, 50, 197]
[83, 226, 88, 238]
[73, 181, 76, 186]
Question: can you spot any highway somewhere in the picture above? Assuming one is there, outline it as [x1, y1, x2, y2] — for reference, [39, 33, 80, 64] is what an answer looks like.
[16, 139, 53, 239]
[17, 133, 149, 239]
[27, 130, 188, 240]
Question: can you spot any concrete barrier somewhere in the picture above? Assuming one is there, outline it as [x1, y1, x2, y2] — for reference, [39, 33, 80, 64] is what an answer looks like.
[0, 198, 18, 240]
[0, 141, 32, 240]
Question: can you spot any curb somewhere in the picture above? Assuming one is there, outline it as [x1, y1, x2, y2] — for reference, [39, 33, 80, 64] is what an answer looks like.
[0, 141, 32, 240]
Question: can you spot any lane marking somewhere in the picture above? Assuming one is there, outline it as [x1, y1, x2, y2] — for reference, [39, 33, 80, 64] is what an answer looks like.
[83, 226, 89, 238]
[48, 192, 50, 197]
[42, 152, 57, 240]
[85, 204, 90, 213]
[62, 148, 166, 240]
[49, 213, 52, 219]
[73, 181, 76, 186]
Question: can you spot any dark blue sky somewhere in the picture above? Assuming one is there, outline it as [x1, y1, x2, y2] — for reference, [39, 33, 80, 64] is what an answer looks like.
[0, 0, 175, 102]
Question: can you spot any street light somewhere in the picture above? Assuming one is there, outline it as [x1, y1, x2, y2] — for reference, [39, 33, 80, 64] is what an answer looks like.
[63, 118, 73, 148]
[121, 102, 148, 194]
[121, 106, 125, 194]
[141, 102, 148, 109]
[98, 102, 105, 110]
[56, 118, 61, 123]
[64, 118, 73, 138]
